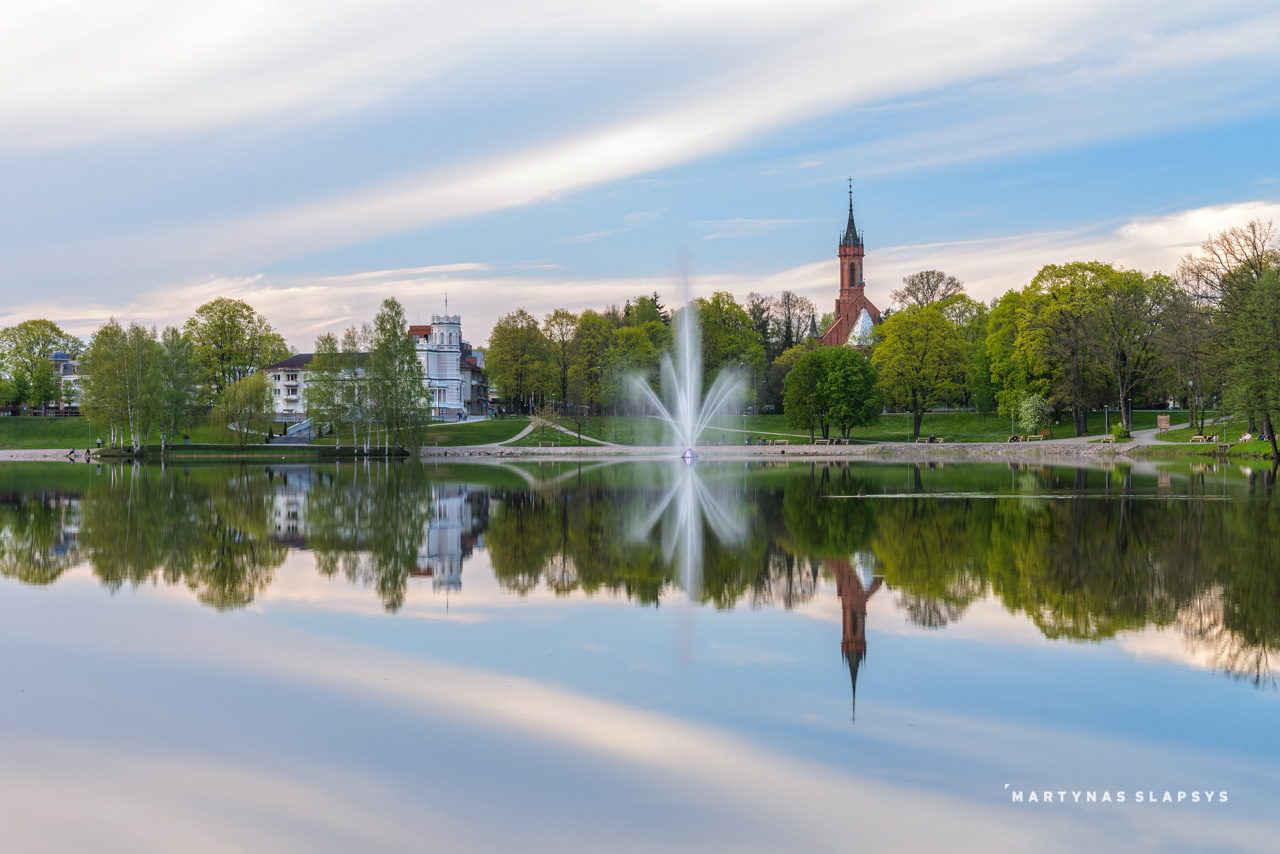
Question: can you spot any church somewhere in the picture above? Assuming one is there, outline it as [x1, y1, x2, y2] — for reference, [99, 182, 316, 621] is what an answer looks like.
[819, 188, 882, 347]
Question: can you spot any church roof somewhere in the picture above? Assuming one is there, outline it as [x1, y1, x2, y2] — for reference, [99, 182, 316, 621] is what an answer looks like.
[840, 184, 862, 248]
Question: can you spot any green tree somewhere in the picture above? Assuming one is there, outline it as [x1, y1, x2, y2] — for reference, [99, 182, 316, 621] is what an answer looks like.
[368, 297, 431, 449]
[305, 332, 344, 445]
[1090, 266, 1173, 429]
[486, 309, 548, 410]
[823, 348, 880, 438]
[1025, 263, 1107, 435]
[213, 373, 272, 448]
[870, 305, 967, 438]
[695, 291, 767, 402]
[567, 310, 614, 417]
[28, 358, 60, 413]
[1222, 267, 1280, 457]
[184, 297, 289, 398]
[783, 348, 829, 440]
[542, 309, 578, 408]
[0, 319, 81, 379]
[153, 327, 202, 450]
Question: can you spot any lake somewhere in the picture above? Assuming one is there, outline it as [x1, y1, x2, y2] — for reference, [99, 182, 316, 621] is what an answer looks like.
[1, 458, 1276, 852]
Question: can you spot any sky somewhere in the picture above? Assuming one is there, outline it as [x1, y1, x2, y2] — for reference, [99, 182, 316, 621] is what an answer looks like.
[3, 0, 1280, 349]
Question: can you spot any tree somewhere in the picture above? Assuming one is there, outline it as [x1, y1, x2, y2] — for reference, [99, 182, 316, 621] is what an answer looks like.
[1090, 266, 1173, 430]
[0, 320, 81, 380]
[1025, 263, 1107, 435]
[1178, 219, 1279, 302]
[304, 332, 343, 445]
[823, 348, 880, 438]
[870, 305, 968, 438]
[367, 297, 431, 449]
[770, 291, 816, 358]
[746, 292, 775, 357]
[567, 310, 614, 431]
[153, 327, 202, 450]
[892, 270, 964, 308]
[695, 292, 767, 402]
[783, 349, 829, 440]
[985, 287, 1048, 420]
[543, 309, 578, 407]
[1221, 267, 1280, 458]
[213, 373, 273, 448]
[184, 297, 289, 398]
[486, 309, 548, 410]
[28, 358, 60, 414]
[78, 320, 158, 449]
[1016, 391, 1051, 437]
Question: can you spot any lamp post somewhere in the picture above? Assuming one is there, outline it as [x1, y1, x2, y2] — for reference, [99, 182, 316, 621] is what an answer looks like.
[1104, 404, 1109, 434]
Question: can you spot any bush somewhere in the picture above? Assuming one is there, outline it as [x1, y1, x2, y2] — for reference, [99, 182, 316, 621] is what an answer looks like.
[1111, 422, 1131, 440]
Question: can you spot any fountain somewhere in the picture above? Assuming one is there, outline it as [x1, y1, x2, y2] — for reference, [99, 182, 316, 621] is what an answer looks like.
[629, 296, 745, 459]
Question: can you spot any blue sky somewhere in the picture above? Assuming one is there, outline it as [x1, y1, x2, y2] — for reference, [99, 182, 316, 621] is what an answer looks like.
[2, 0, 1279, 347]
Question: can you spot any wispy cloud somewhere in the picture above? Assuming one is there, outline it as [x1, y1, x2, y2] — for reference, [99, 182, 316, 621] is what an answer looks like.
[563, 229, 628, 243]
[13, 201, 1271, 350]
[696, 218, 818, 240]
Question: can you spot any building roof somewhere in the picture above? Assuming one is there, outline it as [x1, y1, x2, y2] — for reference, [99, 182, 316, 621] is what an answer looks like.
[408, 325, 432, 337]
[264, 353, 314, 371]
[840, 184, 863, 248]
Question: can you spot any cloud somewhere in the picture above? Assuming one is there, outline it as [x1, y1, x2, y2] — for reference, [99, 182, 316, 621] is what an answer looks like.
[695, 218, 818, 240]
[563, 229, 628, 243]
[9, 200, 1275, 347]
[7, 0, 1279, 287]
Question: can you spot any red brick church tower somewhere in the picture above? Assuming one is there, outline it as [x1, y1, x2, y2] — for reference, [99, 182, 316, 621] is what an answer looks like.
[819, 184, 881, 347]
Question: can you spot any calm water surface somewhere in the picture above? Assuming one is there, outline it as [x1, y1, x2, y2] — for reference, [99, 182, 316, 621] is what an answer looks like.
[1, 458, 1277, 853]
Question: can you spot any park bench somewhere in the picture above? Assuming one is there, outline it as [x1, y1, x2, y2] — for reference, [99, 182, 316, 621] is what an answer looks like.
[834, 437, 851, 445]
[814, 438, 830, 445]
[1190, 435, 1208, 443]
[915, 437, 929, 443]
[1100, 435, 1115, 443]
[1025, 434, 1042, 441]
[774, 439, 789, 446]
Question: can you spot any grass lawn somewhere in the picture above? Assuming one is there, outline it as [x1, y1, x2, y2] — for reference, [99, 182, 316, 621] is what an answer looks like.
[477, 410, 1195, 447]
[310, 417, 530, 447]
[1156, 418, 1245, 443]
[0, 416, 92, 449]
[505, 424, 606, 447]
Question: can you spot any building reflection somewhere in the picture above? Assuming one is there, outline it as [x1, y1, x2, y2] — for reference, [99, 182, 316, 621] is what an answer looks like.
[414, 485, 487, 591]
[827, 553, 883, 721]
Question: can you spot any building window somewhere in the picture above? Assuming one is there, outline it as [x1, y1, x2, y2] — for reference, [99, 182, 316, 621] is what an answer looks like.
[287, 373, 297, 381]
[274, 374, 280, 381]
[273, 389, 280, 396]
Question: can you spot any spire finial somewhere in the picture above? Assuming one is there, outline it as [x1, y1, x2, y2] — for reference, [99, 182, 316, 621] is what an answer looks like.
[848, 176, 853, 212]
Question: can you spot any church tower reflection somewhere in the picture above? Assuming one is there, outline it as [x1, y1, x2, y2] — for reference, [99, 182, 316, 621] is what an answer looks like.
[827, 553, 883, 721]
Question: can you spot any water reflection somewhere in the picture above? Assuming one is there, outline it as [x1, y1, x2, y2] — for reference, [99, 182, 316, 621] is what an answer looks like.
[1, 459, 1278, 690]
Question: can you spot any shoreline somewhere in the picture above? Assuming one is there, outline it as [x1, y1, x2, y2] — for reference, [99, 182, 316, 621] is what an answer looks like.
[2, 440, 1270, 464]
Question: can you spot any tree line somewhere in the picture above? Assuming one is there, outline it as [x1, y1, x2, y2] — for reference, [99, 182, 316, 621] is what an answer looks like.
[485, 218, 1280, 447]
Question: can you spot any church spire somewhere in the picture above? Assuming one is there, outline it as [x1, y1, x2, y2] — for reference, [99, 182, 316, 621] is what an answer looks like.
[840, 178, 862, 248]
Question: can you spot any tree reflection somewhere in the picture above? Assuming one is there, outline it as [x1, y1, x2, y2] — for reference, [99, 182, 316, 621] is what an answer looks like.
[78, 465, 285, 608]
[302, 462, 443, 612]
[0, 494, 79, 585]
[1, 459, 1277, 688]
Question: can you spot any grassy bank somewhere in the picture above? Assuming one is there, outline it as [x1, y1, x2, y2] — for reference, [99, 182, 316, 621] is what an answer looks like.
[310, 417, 529, 448]
[0, 415, 299, 449]
[523, 410, 1193, 446]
